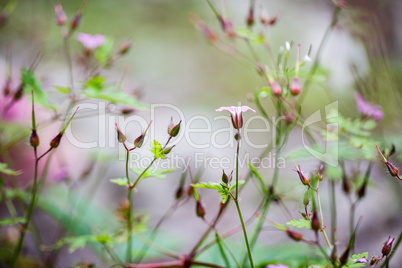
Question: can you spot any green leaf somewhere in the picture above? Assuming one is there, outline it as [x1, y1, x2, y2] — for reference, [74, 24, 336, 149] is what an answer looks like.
[110, 178, 128, 186]
[85, 76, 106, 91]
[21, 68, 54, 110]
[345, 252, 368, 267]
[131, 168, 175, 179]
[150, 140, 166, 159]
[0, 163, 22, 176]
[191, 182, 223, 190]
[95, 235, 110, 244]
[83, 86, 148, 109]
[53, 86, 71, 94]
[95, 37, 114, 66]
[286, 218, 311, 229]
[57, 235, 97, 253]
[0, 217, 25, 226]
[248, 162, 267, 192]
[236, 27, 265, 45]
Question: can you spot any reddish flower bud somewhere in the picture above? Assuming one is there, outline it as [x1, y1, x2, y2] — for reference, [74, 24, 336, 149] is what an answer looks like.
[134, 134, 145, 148]
[119, 41, 131, 55]
[290, 78, 301, 96]
[196, 200, 205, 218]
[186, 185, 193, 196]
[50, 132, 63, 149]
[222, 19, 236, 38]
[270, 81, 282, 96]
[30, 130, 40, 148]
[246, 9, 254, 27]
[115, 124, 126, 143]
[175, 186, 183, 199]
[260, 10, 269, 24]
[370, 256, 377, 265]
[54, 4, 67, 26]
[317, 164, 324, 181]
[13, 83, 24, 101]
[296, 166, 310, 186]
[286, 229, 303, 241]
[70, 12, 82, 31]
[268, 14, 280, 25]
[381, 236, 394, 256]
[222, 170, 229, 184]
[357, 181, 367, 199]
[168, 119, 181, 137]
[3, 77, 11, 96]
[311, 211, 320, 232]
[385, 161, 399, 177]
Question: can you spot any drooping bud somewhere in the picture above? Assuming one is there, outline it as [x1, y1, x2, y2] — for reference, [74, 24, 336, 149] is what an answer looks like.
[297, 166, 310, 186]
[50, 133, 63, 149]
[290, 78, 301, 96]
[115, 124, 126, 143]
[317, 164, 324, 181]
[269, 81, 282, 96]
[381, 236, 394, 256]
[119, 41, 131, 55]
[246, 9, 254, 27]
[70, 12, 82, 31]
[311, 211, 320, 232]
[30, 130, 40, 148]
[268, 14, 280, 25]
[54, 4, 67, 26]
[168, 119, 181, 137]
[286, 229, 302, 241]
[196, 200, 205, 218]
[175, 186, 183, 199]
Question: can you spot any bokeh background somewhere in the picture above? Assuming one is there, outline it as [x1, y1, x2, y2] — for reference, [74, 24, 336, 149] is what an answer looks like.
[1, 0, 402, 267]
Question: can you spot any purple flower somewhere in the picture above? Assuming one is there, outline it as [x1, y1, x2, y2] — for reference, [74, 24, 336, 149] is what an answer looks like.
[355, 94, 383, 121]
[76, 33, 105, 50]
[54, 167, 69, 182]
[216, 105, 256, 129]
[355, 257, 367, 263]
[266, 264, 289, 268]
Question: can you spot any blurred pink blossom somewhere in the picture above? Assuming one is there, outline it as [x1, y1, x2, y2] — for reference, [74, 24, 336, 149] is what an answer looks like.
[266, 264, 289, 268]
[355, 94, 383, 121]
[76, 33, 105, 50]
[216, 105, 256, 129]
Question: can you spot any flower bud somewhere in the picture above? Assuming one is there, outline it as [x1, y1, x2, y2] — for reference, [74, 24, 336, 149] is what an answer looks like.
[222, 170, 229, 184]
[385, 161, 399, 177]
[269, 81, 282, 96]
[119, 41, 131, 55]
[290, 78, 301, 96]
[163, 146, 175, 155]
[286, 229, 302, 241]
[13, 83, 24, 101]
[134, 134, 145, 148]
[381, 236, 394, 256]
[175, 186, 183, 199]
[196, 200, 205, 218]
[222, 19, 236, 38]
[30, 130, 40, 148]
[357, 181, 366, 199]
[115, 124, 126, 143]
[3, 77, 11, 96]
[311, 211, 320, 232]
[296, 166, 310, 186]
[186, 185, 193, 196]
[168, 119, 181, 137]
[370, 256, 377, 265]
[246, 9, 254, 27]
[317, 164, 324, 181]
[303, 190, 310, 206]
[54, 4, 67, 26]
[268, 14, 280, 25]
[260, 10, 269, 24]
[70, 12, 82, 31]
[50, 133, 63, 149]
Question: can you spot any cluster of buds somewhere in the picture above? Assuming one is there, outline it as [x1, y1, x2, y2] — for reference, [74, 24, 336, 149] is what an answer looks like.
[260, 9, 280, 26]
[54, 3, 82, 37]
[115, 121, 153, 151]
[190, 14, 218, 43]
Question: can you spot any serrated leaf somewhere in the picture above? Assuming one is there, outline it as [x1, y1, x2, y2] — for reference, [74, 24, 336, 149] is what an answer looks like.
[0, 163, 22, 176]
[110, 178, 128, 186]
[150, 140, 166, 159]
[131, 168, 175, 179]
[286, 218, 311, 229]
[0, 217, 25, 226]
[21, 68, 54, 110]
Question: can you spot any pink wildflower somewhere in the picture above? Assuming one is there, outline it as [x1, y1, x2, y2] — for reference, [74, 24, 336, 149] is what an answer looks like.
[355, 94, 383, 121]
[216, 105, 256, 129]
[76, 33, 105, 50]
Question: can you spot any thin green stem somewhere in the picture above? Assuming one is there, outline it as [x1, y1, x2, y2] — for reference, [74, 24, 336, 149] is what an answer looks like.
[126, 150, 133, 263]
[11, 148, 39, 267]
[232, 195, 254, 268]
[315, 181, 331, 247]
[329, 180, 337, 245]
[235, 136, 240, 200]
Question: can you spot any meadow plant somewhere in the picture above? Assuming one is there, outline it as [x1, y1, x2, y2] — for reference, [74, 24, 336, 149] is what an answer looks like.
[0, 1, 401, 268]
